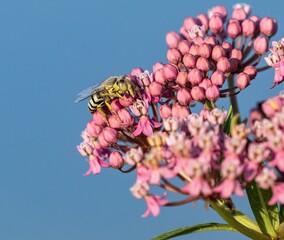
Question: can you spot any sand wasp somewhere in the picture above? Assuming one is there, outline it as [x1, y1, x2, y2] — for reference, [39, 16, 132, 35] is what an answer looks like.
[75, 75, 141, 114]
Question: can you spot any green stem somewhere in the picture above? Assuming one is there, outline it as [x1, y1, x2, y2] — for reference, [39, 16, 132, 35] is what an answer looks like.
[210, 199, 270, 240]
[227, 74, 240, 119]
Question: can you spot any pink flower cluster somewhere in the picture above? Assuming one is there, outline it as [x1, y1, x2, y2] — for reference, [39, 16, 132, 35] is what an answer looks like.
[77, 4, 284, 217]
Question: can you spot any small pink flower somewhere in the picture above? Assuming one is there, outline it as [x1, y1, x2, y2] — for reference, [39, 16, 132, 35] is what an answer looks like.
[269, 183, 284, 205]
[214, 179, 244, 198]
[124, 147, 144, 165]
[183, 178, 212, 197]
[132, 115, 162, 137]
[84, 156, 109, 176]
[142, 193, 168, 217]
[255, 167, 277, 189]
[130, 181, 150, 199]
[77, 142, 93, 156]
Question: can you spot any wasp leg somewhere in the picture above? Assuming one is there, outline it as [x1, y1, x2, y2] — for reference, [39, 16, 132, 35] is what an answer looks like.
[105, 101, 122, 121]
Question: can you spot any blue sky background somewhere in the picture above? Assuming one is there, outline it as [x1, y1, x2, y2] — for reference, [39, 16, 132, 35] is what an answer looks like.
[0, 0, 283, 239]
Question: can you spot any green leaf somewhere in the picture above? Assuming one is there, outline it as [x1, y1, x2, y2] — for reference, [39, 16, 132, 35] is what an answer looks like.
[280, 204, 284, 223]
[246, 181, 279, 237]
[222, 105, 233, 134]
[151, 223, 237, 240]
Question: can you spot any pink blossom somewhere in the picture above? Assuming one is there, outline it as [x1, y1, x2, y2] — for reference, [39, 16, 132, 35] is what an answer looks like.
[142, 193, 168, 217]
[214, 179, 244, 198]
[269, 183, 284, 205]
[132, 116, 162, 137]
[183, 178, 212, 197]
[84, 156, 109, 176]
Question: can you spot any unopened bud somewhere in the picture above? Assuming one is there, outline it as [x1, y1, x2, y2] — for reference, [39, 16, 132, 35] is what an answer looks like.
[109, 151, 124, 169]
[254, 36, 268, 55]
[236, 72, 250, 90]
[166, 31, 180, 48]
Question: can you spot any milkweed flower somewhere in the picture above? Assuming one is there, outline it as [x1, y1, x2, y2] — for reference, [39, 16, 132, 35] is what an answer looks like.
[76, 3, 284, 222]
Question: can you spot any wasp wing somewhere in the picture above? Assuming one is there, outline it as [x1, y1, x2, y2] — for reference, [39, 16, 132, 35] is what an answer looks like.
[75, 76, 122, 103]
[75, 83, 103, 103]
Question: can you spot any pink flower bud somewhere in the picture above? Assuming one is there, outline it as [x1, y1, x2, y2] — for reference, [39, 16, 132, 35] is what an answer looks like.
[177, 88, 192, 105]
[86, 120, 102, 137]
[222, 41, 232, 55]
[243, 66, 257, 80]
[216, 57, 230, 72]
[110, 99, 122, 111]
[109, 115, 122, 129]
[199, 43, 212, 58]
[179, 26, 189, 40]
[176, 71, 188, 86]
[208, 5, 227, 21]
[159, 104, 172, 119]
[93, 111, 106, 126]
[260, 17, 277, 37]
[188, 68, 203, 85]
[183, 17, 197, 31]
[118, 95, 134, 107]
[116, 108, 132, 125]
[228, 58, 239, 72]
[232, 5, 248, 21]
[192, 36, 203, 45]
[254, 36, 268, 55]
[211, 70, 225, 87]
[167, 49, 182, 64]
[227, 19, 241, 39]
[172, 104, 191, 120]
[149, 81, 163, 97]
[188, 44, 199, 56]
[153, 62, 164, 72]
[183, 53, 196, 69]
[98, 133, 110, 148]
[109, 152, 124, 169]
[163, 64, 178, 81]
[204, 36, 218, 46]
[102, 127, 118, 144]
[196, 57, 210, 72]
[154, 68, 166, 85]
[165, 31, 180, 48]
[236, 72, 250, 90]
[229, 49, 242, 63]
[206, 85, 220, 101]
[131, 68, 143, 76]
[212, 45, 226, 61]
[177, 40, 192, 55]
[191, 86, 205, 101]
[209, 15, 223, 34]
[242, 19, 256, 37]
[199, 78, 212, 90]
[196, 13, 209, 31]
[250, 16, 260, 31]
